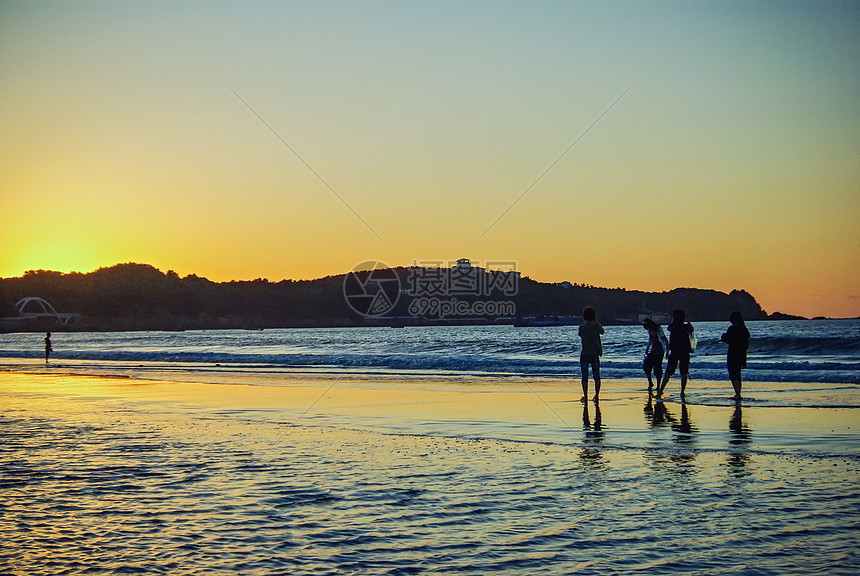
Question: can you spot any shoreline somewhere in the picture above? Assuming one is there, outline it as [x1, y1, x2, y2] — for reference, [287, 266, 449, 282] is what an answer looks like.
[2, 360, 858, 407]
[3, 370, 858, 457]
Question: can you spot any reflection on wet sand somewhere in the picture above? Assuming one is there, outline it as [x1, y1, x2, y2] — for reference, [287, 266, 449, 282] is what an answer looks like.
[644, 397, 676, 428]
[672, 403, 696, 435]
[2, 372, 858, 576]
[670, 403, 698, 471]
[728, 405, 753, 476]
[644, 399, 699, 474]
[580, 401, 605, 466]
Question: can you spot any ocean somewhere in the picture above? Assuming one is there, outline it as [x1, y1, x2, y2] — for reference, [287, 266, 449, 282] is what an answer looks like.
[1, 320, 859, 575]
[1, 319, 858, 383]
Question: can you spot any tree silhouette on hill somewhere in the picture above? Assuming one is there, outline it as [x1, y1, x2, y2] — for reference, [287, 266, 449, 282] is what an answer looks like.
[0, 263, 773, 332]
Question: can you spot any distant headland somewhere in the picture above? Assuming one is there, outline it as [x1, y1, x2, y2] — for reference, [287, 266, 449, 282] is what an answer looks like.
[0, 262, 808, 332]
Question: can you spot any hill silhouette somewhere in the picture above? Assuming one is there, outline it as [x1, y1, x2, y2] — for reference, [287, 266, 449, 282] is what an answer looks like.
[0, 263, 779, 332]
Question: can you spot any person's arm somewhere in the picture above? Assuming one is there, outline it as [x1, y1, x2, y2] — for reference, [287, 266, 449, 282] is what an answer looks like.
[659, 328, 669, 351]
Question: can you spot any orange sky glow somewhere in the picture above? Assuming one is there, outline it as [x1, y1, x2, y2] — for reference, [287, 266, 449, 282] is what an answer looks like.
[1, 2, 858, 318]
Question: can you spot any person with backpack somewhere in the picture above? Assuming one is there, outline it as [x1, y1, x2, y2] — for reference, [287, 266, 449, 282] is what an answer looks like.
[656, 309, 695, 400]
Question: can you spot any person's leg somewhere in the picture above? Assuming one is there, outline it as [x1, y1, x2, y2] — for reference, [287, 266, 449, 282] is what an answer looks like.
[679, 354, 690, 396]
[580, 356, 589, 401]
[592, 357, 601, 400]
[729, 361, 743, 400]
[658, 355, 676, 397]
[644, 355, 655, 392]
[731, 380, 742, 400]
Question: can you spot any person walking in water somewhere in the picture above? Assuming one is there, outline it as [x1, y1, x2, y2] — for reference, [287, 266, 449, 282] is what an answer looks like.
[721, 311, 751, 401]
[656, 309, 694, 400]
[642, 318, 668, 394]
[578, 306, 604, 403]
[44, 332, 52, 364]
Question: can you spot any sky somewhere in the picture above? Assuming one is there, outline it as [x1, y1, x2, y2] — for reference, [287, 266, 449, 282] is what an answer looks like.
[1, 1, 858, 318]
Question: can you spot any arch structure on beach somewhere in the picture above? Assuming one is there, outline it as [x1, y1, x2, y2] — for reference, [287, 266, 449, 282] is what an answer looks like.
[14, 297, 76, 325]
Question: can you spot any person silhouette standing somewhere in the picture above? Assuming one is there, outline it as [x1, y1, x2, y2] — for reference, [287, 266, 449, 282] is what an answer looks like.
[578, 306, 604, 402]
[642, 318, 668, 394]
[45, 332, 52, 364]
[656, 309, 694, 400]
[721, 311, 751, 401]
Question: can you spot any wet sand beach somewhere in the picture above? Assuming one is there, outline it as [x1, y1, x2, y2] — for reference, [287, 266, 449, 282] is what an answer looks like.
[2, 371, 859, 575]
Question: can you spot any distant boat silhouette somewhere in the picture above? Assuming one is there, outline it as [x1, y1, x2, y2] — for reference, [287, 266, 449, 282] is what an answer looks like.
[514, 314, 578, 327]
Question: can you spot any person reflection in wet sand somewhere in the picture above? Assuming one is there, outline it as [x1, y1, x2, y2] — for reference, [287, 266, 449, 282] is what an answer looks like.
[672, 403, 697, 436]
[644, 396, 676, 428]
[667, 404, 698, 472]
[728, 405, 752, 475]
[580, 401, 604, 465]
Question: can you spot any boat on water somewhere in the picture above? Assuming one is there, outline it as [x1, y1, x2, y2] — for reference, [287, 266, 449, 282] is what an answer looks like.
[514, 315, 578, 327]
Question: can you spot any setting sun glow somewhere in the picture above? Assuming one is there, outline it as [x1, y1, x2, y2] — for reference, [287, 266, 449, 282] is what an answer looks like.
[1, 2, 858, 318]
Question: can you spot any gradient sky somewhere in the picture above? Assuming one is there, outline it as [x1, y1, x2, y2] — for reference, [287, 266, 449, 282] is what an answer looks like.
[1, 1, 858, 318]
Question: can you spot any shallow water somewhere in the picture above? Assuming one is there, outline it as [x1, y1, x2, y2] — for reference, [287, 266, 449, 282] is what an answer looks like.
[2, 375, 858, 575]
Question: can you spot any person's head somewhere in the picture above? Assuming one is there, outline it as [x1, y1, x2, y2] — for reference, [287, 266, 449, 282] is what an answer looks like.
[46, 332, 51, 337]
[672, 309, 686, 323]
[643, 318, 658, 331]
[582, 306, 597, 322]
[730, 311, 744, 325]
